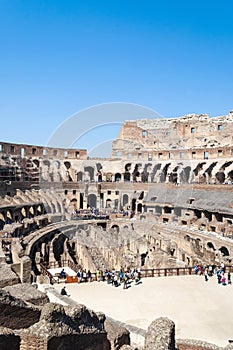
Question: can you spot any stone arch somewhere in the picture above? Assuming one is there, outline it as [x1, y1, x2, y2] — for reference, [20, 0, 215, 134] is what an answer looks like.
[29, 206, 34, 218]
[115, 173, 121, 182]
[70, 198, 78, 210]
[183, 166, 191, 183]
[132, 198, 136, 212]
[77, 171, 83, 182]
[124, 163, 131, 181]
[160, 163, 171, 182]
[106, 198, 112, 208]
[193, 162, 206, 176]
[138, 191, 144, 200]
[84, 166, 94, 181]
[64, 161, 71, 169]
[141, 252, 148, 266]
[137, 203, 143, 213]
[219, 246, 229, 256]
[88, 194, 97, 208]
[21, 207, 27, 218]
[205, 162, 217, 177]
[216, 171, 225, 184]
[207, 242, 216, 250]
[53, 160, 60, 169]
[123, 194, 129, 207]
[111, 224, 119, 233]
[228, 170, 233, 181]
[151, 163, 161, 182]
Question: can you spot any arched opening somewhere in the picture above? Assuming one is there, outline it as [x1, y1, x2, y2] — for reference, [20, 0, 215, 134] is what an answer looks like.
[207, 242, 215, 250]
[151, 163, 161, 182]
[138, 191, 144, 200]
[111, 225, 119, 233]
[141, 252, 148, 266]
[115, 173, 121, 182]
[124, 163, 131, 182]
[132, 198, 136, 212]
[88, 194, 97, 208]
[64, 161, 71, 169]
[106, 199, 112, 208]
[77, 172, 83, 182]
[29, 206, 34, 218]
[123, 194, 129, 207]
[216, 171, 225, 184]
[137, 203, 143, 213]
[53, 160, 60, 169]
[84, 166, 94, 181]
[21, 207, 27, 218]
[79, 193, 84, 209]
[205, 162, 217, 176]
[96, 163, 103, 181]
[70, 198, 77, 210]
[228, 170, 233, 181]
[219, 246, 229, 256]
[160, 163, 171, 182]
[183, 166, 191, 183]
[132, 164, 141, 182]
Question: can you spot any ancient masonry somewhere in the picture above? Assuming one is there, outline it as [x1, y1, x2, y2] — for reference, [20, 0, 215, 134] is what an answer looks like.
[0, 111, 233, 349]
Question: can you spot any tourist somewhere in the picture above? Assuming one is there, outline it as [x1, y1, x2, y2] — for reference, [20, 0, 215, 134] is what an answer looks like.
[61, 286, 69, 296]
[217, 269, 222, 284]
[221, 274, 226, 286]
[83, 269, 87, 282]
[134, 271, 140, 285]
[228, 272, 231, 285]
[87, 269, 92, 282]
[204, 268, 208, 282]
[77, 269, 82, 283]
[59, 268, 66, 278]
[123, 274, 128, 289]
[119, 269, 124, 283]
[113, 274, 119, 287]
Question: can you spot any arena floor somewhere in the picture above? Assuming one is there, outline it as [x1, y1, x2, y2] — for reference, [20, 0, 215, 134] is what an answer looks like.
[53, 274, 233, 347]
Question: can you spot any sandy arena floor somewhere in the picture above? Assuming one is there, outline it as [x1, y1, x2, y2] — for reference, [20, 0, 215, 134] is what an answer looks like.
[54, 274, 233, 347]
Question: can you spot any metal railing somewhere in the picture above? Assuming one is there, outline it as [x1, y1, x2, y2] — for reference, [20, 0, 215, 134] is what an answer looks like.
[39, 261, 233, 284]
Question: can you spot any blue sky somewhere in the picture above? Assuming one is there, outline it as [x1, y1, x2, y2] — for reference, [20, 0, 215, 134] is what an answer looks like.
[1, 0, 233, 156]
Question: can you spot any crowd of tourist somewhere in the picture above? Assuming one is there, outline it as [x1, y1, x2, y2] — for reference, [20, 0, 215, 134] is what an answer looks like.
[71, 208, 109, 220]
[59, 266, 142, 294]
[194, 262, 232, 285]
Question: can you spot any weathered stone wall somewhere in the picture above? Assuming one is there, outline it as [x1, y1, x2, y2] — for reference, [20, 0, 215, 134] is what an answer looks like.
[105, 320, 130, 350]
[0, 263, 20, 288]
[0, 289, 41, 329]
[0, 141, 87, 159]
[3, 283, 49, 306]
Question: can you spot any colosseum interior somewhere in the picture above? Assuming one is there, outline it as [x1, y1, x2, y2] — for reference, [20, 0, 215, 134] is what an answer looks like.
[1, 111, 233, 349]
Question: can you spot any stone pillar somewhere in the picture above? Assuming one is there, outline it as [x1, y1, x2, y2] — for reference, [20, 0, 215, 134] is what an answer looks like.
[144, 317, 175, 350]
[20, 256, 32, 283]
